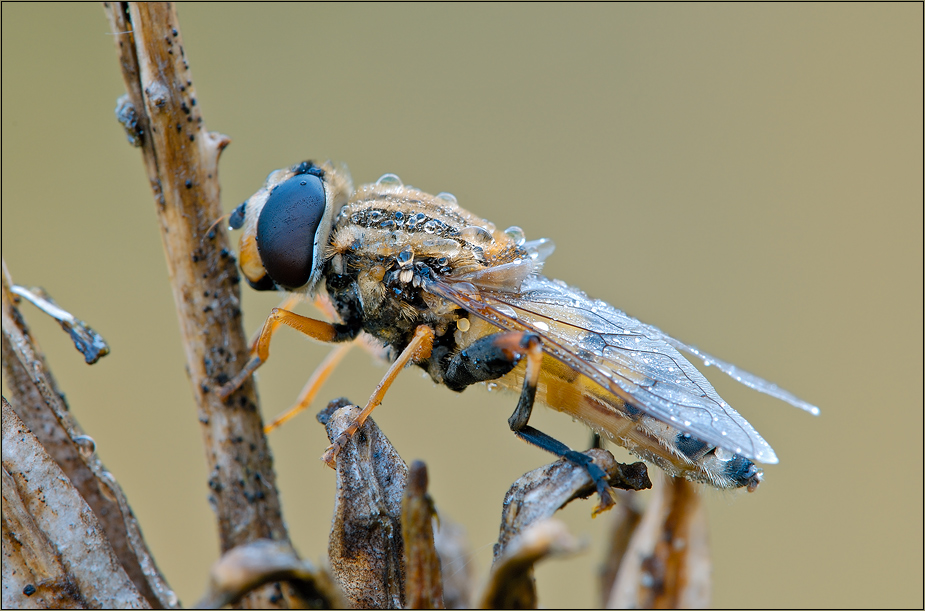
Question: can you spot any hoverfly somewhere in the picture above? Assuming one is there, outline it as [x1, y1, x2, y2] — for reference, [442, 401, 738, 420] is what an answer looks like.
[218, 159, 819, 510]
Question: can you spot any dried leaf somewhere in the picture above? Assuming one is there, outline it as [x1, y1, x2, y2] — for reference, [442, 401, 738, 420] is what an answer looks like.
[493, 448, 650, 562]
[1, 399, 149, 609]
[323, 400, 407, 608]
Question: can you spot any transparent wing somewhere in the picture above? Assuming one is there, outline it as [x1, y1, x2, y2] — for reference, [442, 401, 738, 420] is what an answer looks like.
[427, 274, 817, 464]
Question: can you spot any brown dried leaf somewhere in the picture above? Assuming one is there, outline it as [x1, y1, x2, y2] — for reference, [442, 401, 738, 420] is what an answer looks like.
[1, 399, 148, 609]
[493, 448, 650, 563]
[2, 262, 177, 609]
[323, 400, 408, 609]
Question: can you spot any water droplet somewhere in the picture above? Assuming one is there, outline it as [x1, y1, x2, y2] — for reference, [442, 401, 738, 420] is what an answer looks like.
[457, 318, 471, 332]
[423, 220, 439, 234]
[74, 435, 96, 459]
[436, 192, 458, 207]
[534, 321, 550, 332]
[376, 173, 403, 187]
[495, 304, 517, 319]
[503, 225, 526, 245]
[396, 245, 414, 265]
[368, 210, 383, 222]
[459, 225, 493, 243]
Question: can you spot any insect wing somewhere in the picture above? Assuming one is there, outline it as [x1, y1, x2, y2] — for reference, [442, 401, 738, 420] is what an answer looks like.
[426, 275, 779, 464]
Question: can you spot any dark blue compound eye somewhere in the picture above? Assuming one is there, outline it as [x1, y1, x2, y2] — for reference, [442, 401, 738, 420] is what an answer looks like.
[256, 173, 326, 289]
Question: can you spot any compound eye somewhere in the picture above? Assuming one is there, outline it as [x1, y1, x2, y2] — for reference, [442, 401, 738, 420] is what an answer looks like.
[256, 173, 326, 289]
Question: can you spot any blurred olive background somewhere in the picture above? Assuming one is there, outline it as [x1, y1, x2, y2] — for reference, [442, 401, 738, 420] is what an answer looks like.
[2, 4, 921, 608]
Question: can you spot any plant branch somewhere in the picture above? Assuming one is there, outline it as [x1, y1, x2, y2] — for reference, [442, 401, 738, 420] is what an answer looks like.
[102, 3, 297, 607]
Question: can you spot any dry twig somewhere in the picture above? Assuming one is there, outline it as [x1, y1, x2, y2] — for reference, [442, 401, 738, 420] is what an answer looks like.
[102, 3, 296, 607]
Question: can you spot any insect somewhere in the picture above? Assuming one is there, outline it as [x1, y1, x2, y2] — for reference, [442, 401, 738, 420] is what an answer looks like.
[218, 159, 819, 511]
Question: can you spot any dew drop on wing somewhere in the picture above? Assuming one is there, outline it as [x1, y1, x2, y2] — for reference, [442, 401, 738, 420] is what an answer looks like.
[494, 304, 517, 319]
[523, 237, 556, 263]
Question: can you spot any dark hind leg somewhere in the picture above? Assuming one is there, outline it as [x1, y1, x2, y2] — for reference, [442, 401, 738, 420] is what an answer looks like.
[443, 331, 616, 513]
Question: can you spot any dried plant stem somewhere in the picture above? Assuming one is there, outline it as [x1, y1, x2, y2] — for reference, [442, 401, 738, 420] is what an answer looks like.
[102, 3, 296, 607]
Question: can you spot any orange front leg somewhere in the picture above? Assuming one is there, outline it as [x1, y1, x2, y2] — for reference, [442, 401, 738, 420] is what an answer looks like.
[263, 342, 354, 433]
[217, 308, 352, 400]
[321, 325, 435, 468]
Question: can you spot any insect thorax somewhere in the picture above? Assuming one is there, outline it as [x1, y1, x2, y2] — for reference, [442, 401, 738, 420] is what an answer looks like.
[322, 182, 523, 355]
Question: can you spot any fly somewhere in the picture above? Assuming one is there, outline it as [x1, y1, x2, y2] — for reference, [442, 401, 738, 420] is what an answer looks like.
[217, 160, 819, 512]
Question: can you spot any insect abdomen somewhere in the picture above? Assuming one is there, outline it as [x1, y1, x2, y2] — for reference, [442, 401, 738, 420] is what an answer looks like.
[505, 357, 762, 490]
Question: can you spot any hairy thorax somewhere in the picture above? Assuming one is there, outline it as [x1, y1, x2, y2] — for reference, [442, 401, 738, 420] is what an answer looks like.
[322, 180, 525, 358]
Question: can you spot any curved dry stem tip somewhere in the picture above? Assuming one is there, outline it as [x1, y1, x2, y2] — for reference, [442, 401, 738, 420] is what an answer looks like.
[9, 285, 111, 364]
[196, 539, 344, 609]
[402, 460, 444, 609]
[480, 519, 580, 609]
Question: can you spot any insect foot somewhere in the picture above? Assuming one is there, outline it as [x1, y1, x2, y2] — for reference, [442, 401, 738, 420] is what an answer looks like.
[494, 449, 650, 565]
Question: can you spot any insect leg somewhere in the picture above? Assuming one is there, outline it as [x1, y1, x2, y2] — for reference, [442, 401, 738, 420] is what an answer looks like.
[217, 308, 357, 400]
[321, 324, 435, 467]
[263, 342, 354, 433]
[444, 331, 616, 513]
[246, 293, 303, 353]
